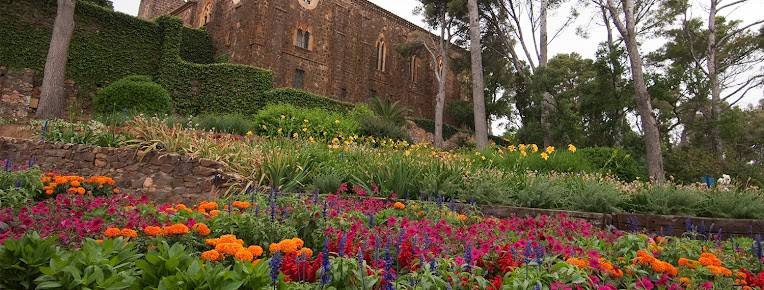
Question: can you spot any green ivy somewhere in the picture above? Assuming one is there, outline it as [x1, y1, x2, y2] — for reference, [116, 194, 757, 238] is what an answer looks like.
[0, 0, 212, 98]
[155, 16, 274, 115]
[1, 1, 356, 116]
[262, 88, 353, 113]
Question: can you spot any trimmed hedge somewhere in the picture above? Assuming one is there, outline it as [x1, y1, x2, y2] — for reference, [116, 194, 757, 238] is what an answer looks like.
[155, 17, 274, 115]
[0, 0, 213, 98]
[93, 75, 171, 115]
[262, 88, 353, 113]
[180, 28, 215, 64]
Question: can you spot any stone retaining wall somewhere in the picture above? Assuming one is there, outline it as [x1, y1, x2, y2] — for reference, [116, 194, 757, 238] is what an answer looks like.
[0, 137, 236, 204]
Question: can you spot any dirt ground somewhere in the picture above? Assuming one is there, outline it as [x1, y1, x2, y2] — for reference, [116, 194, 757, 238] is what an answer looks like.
[0, 124, 34, 139]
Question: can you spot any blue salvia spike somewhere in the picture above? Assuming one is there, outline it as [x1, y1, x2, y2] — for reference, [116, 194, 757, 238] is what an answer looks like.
[338, 232, 347, 257]
[4, 159, 11, 171]
[40, 120, 48, 141]
[357, 249, 366, 290]
[321, 237, 331, 286]
[463, 243, 473, 271]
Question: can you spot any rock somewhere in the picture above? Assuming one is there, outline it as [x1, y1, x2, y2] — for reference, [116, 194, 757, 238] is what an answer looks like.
[94, 158, 108, 168]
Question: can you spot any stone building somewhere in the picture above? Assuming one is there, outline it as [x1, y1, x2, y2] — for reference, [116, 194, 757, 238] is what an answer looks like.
[138, 0, 465, 118]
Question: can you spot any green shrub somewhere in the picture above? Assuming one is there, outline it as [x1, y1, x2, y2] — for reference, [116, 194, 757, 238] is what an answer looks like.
[352, 155, 422, 198]
[311, 173, 344, 194]
[368, 96, 409, 126]
[193, 114, 255, 135]
[35, 238, 140, 289]
[698, 190, 764, 219]
[447, 99, 474, 129]
[0, 233, 61, 290]
[359, 116, 411, 142]
[254, 103, 359, 142]
[580, 147, 646, 181]
[412, 118, 460, 140]
[93, 75, 172, 115]
[565, 179, 623, 213]
[0, 167, 42, 208]
[513, 178, 567, 209]
[624, 185, 703, 216]
[262, 88, 353, 113]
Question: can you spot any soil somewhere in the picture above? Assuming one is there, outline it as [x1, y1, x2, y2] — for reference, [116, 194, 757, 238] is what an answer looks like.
[0, 124, 34, 139]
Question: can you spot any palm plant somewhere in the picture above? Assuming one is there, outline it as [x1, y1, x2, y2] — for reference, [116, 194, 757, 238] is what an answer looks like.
[367, 96, 409, 126]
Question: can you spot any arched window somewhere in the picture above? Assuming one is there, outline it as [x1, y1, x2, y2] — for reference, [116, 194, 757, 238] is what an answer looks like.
[296, 28, 310, 49]
[375, 39, 387, 72]
[410, 55, 417, 83]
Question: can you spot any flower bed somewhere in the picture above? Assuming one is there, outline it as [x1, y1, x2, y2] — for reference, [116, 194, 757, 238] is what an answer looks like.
[1, 174, 764, 289]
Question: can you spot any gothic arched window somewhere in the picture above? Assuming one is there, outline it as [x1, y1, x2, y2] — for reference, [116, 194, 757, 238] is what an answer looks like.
[375, 39, 387, 72]
[410, 55, 417, 83]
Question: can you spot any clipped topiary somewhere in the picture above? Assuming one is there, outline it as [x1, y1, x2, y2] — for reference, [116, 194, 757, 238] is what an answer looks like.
[93, 75, 171, 115]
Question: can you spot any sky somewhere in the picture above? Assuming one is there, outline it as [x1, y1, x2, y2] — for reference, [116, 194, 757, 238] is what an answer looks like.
[113, 0, 762, 109]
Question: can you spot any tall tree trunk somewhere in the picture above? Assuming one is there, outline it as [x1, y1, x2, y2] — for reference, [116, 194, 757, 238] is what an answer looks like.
[539, 0, 554, 146]
[36, 0, 76, 119]
[433, 11, 448, 148]
[468, 0, 489, 148]
[606, 0, 665, 182]
[706, 0, 724, 156]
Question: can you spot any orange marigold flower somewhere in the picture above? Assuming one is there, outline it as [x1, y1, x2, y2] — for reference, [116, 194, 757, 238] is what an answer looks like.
[120, 228, 138, 238]
[566, 257, 588, 268]
[234, 249, 254, 262]
[205, 238, 220, 247]
[291, 238, 304, 249]
[393, 202, 405, 210]
[699, 252, 722, 267]
[269, 242, 282, 253]
[208, 210, 220, 218]
[609, 268, 624, 278]
[232, 201, 251, 210]
[248, 245, 264, 257]
[104, 227, 121, 238]
[299, 247, 313, 258]
[193, 223, 211, 236]
[143, 226, 162, 236]
[163, 223, 190, 235]
[201, 250, 223, 262]
[456, 214, 468, 222]
[707, 265, 732, 276]
[679, 277, 691, 285]
[216, 243, 244, 256]
[678, 258, 699, 269]
[70, 180, 81, 187]
[76, 187, 86, 195]
[113, 188, 121, 194]
[45, 189, 54, 195]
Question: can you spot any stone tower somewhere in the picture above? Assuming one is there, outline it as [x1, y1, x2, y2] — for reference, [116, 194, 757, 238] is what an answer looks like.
[137, 0, 186, 20]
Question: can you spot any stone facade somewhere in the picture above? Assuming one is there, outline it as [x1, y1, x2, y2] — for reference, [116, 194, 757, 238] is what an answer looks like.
[0, 137, 236, 204]
[0, 67, 79, 120]
[138, 0, 465, 119]
[0, 67, 36, 120]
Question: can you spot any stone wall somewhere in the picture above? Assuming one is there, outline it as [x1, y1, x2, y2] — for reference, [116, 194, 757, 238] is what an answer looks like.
[0, 67, 36, 120]
[0, 137, 236, 204]
[0, 66, 78, 120]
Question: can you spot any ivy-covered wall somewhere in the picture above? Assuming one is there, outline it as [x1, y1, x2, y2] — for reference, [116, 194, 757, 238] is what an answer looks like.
[0, 0, 212, 96]
[0, 0, 353, 116]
